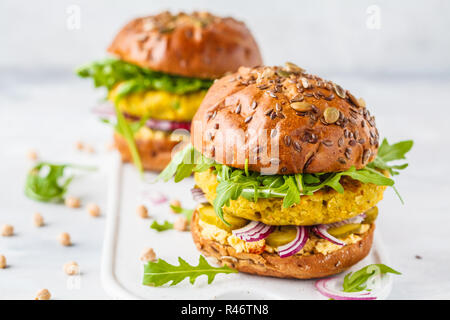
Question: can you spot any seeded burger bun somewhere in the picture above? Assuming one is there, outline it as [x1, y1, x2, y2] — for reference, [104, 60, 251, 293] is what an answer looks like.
[191, 64, 379, 174]
[191, 210, 375, 279]
[108, 11, 263, 79]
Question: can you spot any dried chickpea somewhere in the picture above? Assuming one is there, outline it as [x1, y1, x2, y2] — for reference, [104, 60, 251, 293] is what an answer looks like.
[140, 248, 157, 263]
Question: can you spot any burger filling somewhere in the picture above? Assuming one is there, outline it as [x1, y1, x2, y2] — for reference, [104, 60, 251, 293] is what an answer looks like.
[158, 141, 411, 258]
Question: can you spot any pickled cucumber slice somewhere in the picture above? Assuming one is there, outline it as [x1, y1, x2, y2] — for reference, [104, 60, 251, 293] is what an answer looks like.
[265, 226, 298, 247]
[328, 223, 362, 238]
[363, 207, 378, 224]
[198, 205, 248, 232]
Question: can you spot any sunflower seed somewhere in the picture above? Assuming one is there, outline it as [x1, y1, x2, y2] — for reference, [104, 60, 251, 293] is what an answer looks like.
[293, 141, 302, 152]
[333, 83, 346, 98]
[362, 149, 371, 164]
[284, 135, 292, 146]
[290, 101, 312, 112]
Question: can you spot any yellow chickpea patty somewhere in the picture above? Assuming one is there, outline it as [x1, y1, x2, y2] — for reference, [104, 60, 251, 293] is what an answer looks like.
[109, 86, 207, 121]
[194, 169, 386, 226]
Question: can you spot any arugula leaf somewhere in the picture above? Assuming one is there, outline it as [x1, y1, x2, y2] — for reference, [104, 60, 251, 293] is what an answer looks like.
[343, 264, 401, 292]
[142, 256, 237, 287]
[25, 162, 96, 202]
[157, 144, 212, 183]
[113, 103, 144, 174]
[170, 204, 194, 221]
[76, 58, 213, 96]
[150, 220, 174, 232]
[368, 138, 413, 176]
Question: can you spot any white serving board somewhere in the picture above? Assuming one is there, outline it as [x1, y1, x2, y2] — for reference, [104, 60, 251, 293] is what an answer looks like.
[101, 153, 394, 300]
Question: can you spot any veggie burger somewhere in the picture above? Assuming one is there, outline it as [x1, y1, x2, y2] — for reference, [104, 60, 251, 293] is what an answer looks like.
[160, 63, 412, 279]
[77, 11, 262, 171]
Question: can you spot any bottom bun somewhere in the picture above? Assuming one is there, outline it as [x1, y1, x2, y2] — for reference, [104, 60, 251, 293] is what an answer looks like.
[191, 210, 374, 279]
[114, 133, 185, 172]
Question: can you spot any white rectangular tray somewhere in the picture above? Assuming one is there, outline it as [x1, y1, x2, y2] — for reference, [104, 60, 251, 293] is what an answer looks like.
[101, 154, 394, 300]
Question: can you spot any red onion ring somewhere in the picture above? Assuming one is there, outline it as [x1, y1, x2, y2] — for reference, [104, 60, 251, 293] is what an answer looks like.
[315, 278, 377, 300]
[312, 225, 346, 246]
[277, 226, 309, 258]
[232, 221, 274, 242]
[325, 213, 366, 229]
[190, 188, 208, 204]
[122, 112, 191, 132]
[142, 191, 168, 205]
[312, 213, 367, 246]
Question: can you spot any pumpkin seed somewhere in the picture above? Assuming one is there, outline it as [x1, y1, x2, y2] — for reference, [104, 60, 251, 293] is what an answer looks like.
[323, 107, 340, 124]
[358, 98, 366, 108]
[290, 101, 312, 112]
[284, 62, 305, 73]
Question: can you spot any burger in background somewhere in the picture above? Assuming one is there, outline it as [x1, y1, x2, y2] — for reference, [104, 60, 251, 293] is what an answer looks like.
[159, 63, 413, 279]
[77, 11, 262, 172]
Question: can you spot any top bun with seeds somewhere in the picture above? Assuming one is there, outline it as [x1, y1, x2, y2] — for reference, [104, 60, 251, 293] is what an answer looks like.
[108, 11, 263, 79]
[190, 63, 380, 174]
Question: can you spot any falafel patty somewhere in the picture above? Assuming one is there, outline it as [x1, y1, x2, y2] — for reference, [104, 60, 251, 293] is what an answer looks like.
[194, 169, 386, 226]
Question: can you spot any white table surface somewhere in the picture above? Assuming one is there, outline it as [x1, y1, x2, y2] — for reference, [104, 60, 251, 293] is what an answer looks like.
[1, 71, 449, 300]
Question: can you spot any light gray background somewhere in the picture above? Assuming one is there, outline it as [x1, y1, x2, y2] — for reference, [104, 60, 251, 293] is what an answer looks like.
[1, 0, 450, 300]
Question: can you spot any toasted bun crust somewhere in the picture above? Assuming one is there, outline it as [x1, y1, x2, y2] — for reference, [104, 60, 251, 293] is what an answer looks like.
[114, 133, 186, 172]
[191, 64, 380, 174]
[191, 210, 374, 279]
[108, 11, 263, 79]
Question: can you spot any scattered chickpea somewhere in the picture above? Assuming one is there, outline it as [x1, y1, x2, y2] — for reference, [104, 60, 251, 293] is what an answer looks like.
[106, 142, 115, 151]
[27, 150, 38, 160]
[63, 261, 80, 275]
[65, 196, 81, 208]
[0, 255, 6, 269]
[136, 205, 149, 219]
[33, 213, 44, 227]
[59, 232, 71, 246]
[140, 247, 157, 263]
[1, 224, 14, 237]
[85, 145, 95, 154]
[35, 289, 51, 300]
[86, 203, 100, 217]
[75, 141, 84, 150]
[174, 216, 189, 231]
[170, 199, 181, 212]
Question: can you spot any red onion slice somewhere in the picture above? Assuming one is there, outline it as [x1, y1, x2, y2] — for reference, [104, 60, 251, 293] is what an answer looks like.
[325, 213, 366, 229]
[312, 225, 346, 246]
[145, 119, 191, 132]
[277, 226, 309, 258]
[122, 112, 191, 132]
[315, 278, 377, 300]
[232, 221, 274, 242]
[141, 190, 168, 205]
[190, 188, 208, 204]
[91, 102, 115, 117]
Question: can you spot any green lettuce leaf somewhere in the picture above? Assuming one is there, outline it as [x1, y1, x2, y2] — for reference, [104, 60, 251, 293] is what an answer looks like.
[150, 220, 174, 232]
[170, 204, 194, 222]
[25, 162, 96, 203]
[76, 58, 213, 96]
